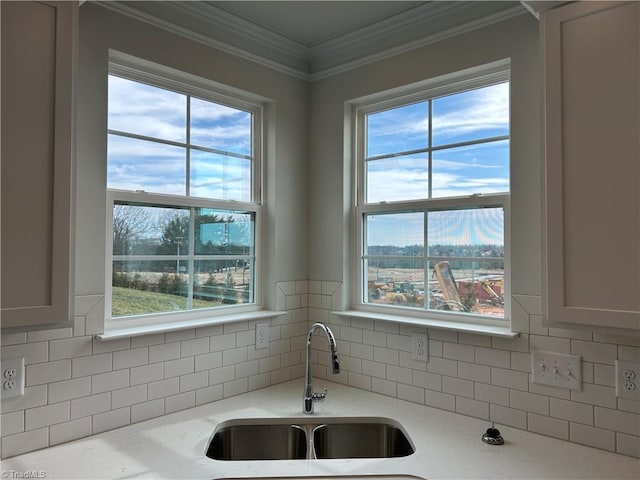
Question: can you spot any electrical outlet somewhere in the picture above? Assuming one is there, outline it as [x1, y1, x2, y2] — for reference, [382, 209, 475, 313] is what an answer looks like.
[2, 357, 25, 399]
[411, 333, 428, 362]
[255, 322, 269, 350]
[531, 350, 582, 391]
[615, 360, 640, 400]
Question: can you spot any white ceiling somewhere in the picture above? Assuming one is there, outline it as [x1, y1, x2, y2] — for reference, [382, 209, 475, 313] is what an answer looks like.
[212, 1, 427, 47]
[97, 1, 528, 79]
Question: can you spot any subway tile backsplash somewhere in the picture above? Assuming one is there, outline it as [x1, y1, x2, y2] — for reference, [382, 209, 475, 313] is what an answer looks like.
[1, 284, 306, 459]
[304, 280, 640, 459]
[2, 280, 640, 460]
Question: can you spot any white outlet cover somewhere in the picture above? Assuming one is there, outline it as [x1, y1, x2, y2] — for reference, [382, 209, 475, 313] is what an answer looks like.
[1, 357, 25, 399]
[615, 360, 640, 400]
[411, 333, 428, 362]
[255, 323, 269, 350]
[531, 350, 582, 391]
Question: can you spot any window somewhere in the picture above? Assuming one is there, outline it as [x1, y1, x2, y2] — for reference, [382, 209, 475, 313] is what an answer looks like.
[106, 61, 263, 326]
[353, 67, 510, 326]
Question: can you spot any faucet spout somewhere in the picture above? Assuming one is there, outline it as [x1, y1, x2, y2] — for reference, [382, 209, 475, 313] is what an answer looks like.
[303, 322, 340, 414]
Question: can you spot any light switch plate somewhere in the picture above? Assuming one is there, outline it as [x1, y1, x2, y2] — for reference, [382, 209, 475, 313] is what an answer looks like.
[531, 350, 582, 391]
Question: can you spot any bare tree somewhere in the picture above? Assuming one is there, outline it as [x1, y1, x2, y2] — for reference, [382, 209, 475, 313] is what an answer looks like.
[112, 205, 150, 255]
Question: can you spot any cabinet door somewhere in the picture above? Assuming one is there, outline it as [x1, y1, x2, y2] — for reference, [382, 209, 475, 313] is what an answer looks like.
[542, 1, 640, 330]
[1, 1, 76, 328]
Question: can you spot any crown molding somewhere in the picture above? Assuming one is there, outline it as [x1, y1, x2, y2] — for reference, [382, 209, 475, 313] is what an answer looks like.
[310, 2, 526, 79]
[94, 1, 528, 81]
[310, 4, 527, 81]
[173, 2, 309, 64]
[310, 1, 465, 60]
[96, 1, 311, 79]
[520, 1, 568, 19]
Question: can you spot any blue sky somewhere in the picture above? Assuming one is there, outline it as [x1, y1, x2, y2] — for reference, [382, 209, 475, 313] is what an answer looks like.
[366, 207, 504, 249]
[107, 75, 252, 201]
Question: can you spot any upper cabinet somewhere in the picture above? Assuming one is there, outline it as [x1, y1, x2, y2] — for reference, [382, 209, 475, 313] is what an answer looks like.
[1, 1, 77, 328]
[541, 1, 640, 330]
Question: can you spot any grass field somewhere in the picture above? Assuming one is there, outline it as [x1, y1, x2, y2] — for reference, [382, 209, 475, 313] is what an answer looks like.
[112, 287, 219, 317]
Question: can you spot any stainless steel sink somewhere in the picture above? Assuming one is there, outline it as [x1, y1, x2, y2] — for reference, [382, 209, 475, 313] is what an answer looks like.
[312, 421, 414, 459]
[205, 417, 414, 461]
[206, 422, 307, 460]
[216, 477, 426, 480]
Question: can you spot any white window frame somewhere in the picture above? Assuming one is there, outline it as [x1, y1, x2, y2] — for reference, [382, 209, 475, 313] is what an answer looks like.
[105, 52, 266, 331]
[350, 62, 512, 329]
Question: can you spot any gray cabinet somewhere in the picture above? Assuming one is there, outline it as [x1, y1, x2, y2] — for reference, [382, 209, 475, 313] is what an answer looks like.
[542, 1, 640, 330]
[1, 1, 77, 328]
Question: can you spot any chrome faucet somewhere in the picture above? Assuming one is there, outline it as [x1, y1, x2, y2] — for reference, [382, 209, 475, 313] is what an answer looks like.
[303, 322, 340, 414]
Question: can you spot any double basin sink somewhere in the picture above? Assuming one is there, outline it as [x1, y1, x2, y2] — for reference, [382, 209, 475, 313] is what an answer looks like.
[206, 417, 414, 461]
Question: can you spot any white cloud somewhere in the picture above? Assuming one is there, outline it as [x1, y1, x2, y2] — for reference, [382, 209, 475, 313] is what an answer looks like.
[191, 123, 251, 153]
[108, 75, 252, 154]
[190, 97, 248, 122]
[432, 82, 509, 141]
[108, 75, 187, 142]
[367, 168, 429, 203]
[432, 158, 502, 171]
[108, 135, 184, 159]
[367, 165, 509, 202]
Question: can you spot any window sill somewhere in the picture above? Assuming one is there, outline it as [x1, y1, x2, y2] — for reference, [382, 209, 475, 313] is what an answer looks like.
[332, 310, 518, 338]
[95, 310, 287, 341]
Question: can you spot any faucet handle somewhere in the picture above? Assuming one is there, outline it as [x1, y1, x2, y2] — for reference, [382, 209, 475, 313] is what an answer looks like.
[312, 387, 327, 402]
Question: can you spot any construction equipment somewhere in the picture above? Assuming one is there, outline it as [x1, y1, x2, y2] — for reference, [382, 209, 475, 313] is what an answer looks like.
[386, 291, 408, 304]
[432, 261, 505, 312]
[432, 261, 469, 312]
[480, 280, 504, 306]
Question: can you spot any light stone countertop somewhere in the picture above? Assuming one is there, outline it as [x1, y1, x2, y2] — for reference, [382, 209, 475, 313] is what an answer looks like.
[1, 380, 639, 479]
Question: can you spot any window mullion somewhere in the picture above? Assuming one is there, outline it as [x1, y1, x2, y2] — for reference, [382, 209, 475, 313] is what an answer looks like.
[108, 129, 188, 149]
[365, 147, 429, 163]
[431, 134, 510, 152]
[359, 109, 367, 205]
[423, 209, 429, 309]
[361, 206, 368, 303]
[428, 99, 433, 199]
[187, 208, 196, 310]
[186, 96, 191, 197]
[426, 99, 432, 308]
